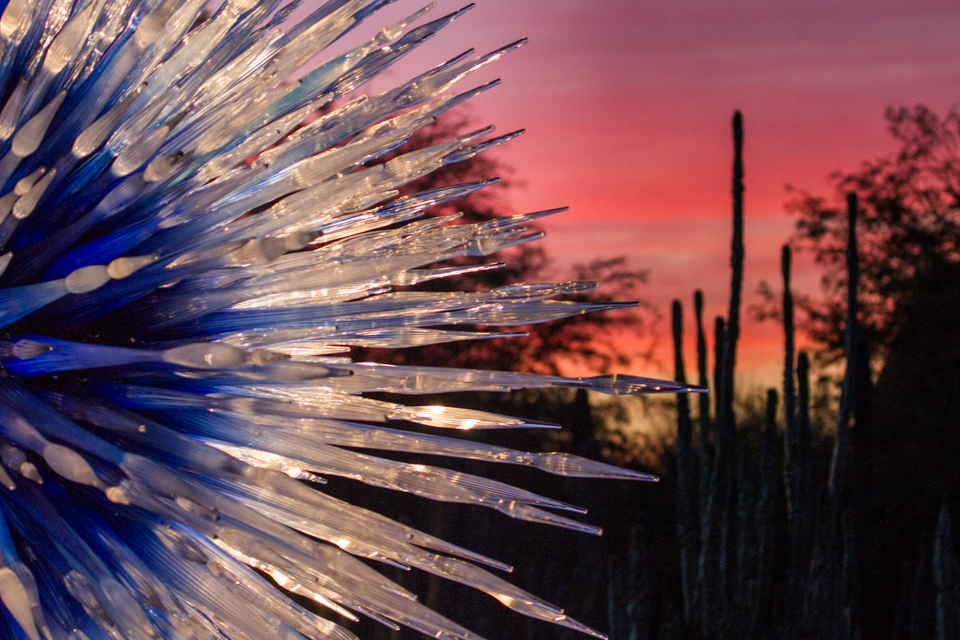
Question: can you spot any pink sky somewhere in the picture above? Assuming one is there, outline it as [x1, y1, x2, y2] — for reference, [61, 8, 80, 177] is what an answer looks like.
[308, 1, 960, 382]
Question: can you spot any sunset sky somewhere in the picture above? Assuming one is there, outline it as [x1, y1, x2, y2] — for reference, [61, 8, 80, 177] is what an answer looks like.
[310, 0, 960, 383]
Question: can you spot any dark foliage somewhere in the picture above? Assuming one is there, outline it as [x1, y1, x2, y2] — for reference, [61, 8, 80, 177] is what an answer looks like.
[776, 105, 960, 366]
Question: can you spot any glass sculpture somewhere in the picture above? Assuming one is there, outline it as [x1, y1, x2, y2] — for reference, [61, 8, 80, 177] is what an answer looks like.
[0, 0, 697, 638]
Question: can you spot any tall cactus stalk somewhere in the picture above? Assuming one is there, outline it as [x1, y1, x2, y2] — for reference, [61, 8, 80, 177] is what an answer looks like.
[695, 290, 713, 478]
[807, 192, 861, 639]
[782, 246, 806, 636]
[789, 350, 815, 637]
[934, 501, 959, 640]
[796, 350, 814, 527]
[751, 389, 780, 638]
[628, 525, 655, 640]
[699, 315, 727, 638]
[608, 557, 629, 640]
[734, 438, 758, 631]
[694, 290, 714, 639]
[713, 316, 727, 439]
[782, 245, 798, 510]
[720, 110, 745, 434]
[852, 312, 878, 638]
[842, 509, 859, 639]
[695, 290, 712, 450]
[723, 110, 747, 634]
[714, 110, 746, 494]
[672, 301, 699, 628]
[829, 192, 860, 499]
[697, 112, 747, 639]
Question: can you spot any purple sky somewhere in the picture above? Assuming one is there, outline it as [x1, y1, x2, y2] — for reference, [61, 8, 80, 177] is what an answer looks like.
[306, 0, 960, 380]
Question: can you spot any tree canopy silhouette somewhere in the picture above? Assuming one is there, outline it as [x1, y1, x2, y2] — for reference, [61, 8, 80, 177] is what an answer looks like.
[781, 104, 960, 365]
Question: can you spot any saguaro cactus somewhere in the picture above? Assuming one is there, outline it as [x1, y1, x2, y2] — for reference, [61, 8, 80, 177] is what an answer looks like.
[673, 300, 699, 628]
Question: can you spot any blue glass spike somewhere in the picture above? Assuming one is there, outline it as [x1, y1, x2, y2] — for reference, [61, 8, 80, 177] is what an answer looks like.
[0, 508, 20, 566]
[0, 335, 155, 376]
[34, 27, 139, 163]
[0, 506, 80, 638]
[273, 0, 355, 45]
[0, 381, 125, 466]
[43, 217, 162, 280]
[42, 390, 253, 480]
[37, 262, 185, 330]
[0, 280, 65, 327]
[2, 482, 163, 639]
[6, 210, 109, 285]
[263, 0, 306, 30]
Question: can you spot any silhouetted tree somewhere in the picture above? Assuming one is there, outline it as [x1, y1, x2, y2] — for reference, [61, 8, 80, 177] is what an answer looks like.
[782, 104, 960, 366]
